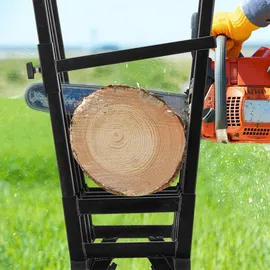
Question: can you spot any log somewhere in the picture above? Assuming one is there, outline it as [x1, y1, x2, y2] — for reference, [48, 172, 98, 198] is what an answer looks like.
[70, 85, 186, 196]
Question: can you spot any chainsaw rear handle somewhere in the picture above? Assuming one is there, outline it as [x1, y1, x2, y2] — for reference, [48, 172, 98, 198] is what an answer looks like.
[190, 13, 228, 143]
[214, 36, 244, 129]
[215, 35, 229, 143]
[215, 35, 228, 132]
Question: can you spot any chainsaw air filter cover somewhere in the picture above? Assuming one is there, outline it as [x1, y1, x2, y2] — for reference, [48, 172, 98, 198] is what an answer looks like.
[202, 47, 270, 143]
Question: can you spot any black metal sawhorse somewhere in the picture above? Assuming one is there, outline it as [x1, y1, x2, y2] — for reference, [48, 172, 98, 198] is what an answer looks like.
[30, 0, 216, 269]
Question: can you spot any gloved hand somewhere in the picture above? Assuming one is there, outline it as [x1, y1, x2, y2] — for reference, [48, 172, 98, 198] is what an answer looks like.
[211, 6, 259, 59]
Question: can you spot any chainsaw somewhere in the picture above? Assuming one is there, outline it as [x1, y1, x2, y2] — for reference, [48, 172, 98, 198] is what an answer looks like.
[201, 35, 270, 144]
[25, 25, 270, 145]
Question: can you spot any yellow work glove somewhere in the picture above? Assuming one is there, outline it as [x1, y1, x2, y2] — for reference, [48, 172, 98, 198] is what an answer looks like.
[211, 6, 259, 59]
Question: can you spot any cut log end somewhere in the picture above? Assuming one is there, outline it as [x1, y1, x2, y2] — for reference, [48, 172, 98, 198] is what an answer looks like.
[70, 85, 186, 196]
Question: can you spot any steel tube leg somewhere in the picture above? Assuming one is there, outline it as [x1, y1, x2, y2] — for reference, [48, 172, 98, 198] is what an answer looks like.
[32, 0, 86, 265]
[174, 0, 215, 269]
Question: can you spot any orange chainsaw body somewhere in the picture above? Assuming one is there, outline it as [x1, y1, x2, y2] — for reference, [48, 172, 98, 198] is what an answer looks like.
[202, 47, 270, 143]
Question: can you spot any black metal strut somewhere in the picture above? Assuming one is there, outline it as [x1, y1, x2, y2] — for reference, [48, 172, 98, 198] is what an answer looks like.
[30, 0, 215, 269]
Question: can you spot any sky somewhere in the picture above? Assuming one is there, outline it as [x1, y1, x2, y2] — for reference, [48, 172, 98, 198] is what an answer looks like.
[0, 0, 270, 48]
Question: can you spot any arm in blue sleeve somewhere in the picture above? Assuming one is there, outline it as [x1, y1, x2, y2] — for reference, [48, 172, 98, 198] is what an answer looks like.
[241, 0, 270, 27]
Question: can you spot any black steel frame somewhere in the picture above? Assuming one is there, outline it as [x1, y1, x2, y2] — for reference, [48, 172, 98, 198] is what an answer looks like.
[30, 0, 216, 269]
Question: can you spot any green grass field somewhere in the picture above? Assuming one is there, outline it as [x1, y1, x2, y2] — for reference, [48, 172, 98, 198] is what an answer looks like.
[0, 58, 269, 270]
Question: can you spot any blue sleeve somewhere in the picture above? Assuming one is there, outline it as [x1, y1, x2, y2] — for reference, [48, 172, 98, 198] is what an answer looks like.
[241, 0, 270, 27]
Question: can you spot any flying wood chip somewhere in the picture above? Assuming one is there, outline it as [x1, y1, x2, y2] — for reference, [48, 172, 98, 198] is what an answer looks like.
[70, 85, 186, 196]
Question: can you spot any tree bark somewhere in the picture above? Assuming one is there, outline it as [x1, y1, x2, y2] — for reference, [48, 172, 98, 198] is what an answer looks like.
[70, 85, 186, 196]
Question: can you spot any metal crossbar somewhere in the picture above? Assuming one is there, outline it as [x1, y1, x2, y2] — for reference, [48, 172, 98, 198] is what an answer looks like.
[56, 36, 215, 72]
[30, 0, 216, 269]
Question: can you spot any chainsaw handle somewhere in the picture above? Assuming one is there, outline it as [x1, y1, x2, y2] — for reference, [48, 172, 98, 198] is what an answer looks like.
[191, 12, 198, 39]
[215, 35, 228, 143]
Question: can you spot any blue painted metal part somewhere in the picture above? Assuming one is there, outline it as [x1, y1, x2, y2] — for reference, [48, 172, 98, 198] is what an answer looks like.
[25, 83, 188, 122]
